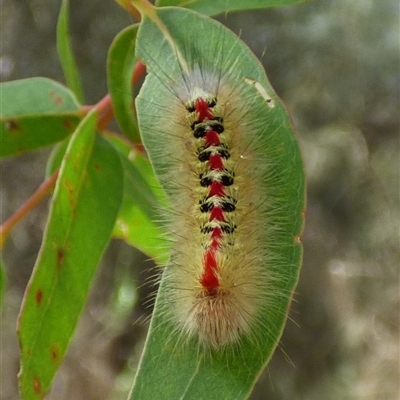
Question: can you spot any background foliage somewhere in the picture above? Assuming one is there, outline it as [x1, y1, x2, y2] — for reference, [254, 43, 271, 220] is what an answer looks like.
[1, 0, 399, 399]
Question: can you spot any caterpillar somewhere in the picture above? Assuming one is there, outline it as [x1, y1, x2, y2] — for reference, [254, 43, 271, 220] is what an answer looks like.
[135, 8, 304, 352]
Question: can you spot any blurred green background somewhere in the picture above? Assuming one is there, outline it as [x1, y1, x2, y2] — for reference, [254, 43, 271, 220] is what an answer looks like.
[1, 0, 399, 399]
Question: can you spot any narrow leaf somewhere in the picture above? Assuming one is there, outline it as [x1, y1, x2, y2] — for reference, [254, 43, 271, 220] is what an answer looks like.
[45, 138, 70, 177]
[155, 0, 307, 16]
[0, 257, 5, 308]
[56, 0, 85, 102]
[113, 199, 168, 265]
[18, 109, 123, 400]
[106, 135, 168, 264]
[107, 25, 141, 142]
[0, 78, 81, 157]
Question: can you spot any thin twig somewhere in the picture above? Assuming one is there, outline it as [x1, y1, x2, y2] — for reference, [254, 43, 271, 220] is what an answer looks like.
[0, 60, 147, 248]
[0, 170, 59, 249]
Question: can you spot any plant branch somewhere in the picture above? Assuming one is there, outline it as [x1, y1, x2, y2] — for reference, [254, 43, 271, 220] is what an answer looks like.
[82, 60, 146, 132]
[0, 170, 59, 249]
[132, 60, 146, 85]
[114, 0, 142, 20]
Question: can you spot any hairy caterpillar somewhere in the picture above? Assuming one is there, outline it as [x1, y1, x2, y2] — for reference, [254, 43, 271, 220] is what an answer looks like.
[135, 8, 304, 353]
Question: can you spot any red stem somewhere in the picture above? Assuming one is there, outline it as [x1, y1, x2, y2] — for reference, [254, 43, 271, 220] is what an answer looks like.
[0, 61, 148, 247]
[82, 61, 147, 132]
[132, 60, 147, 85]
[0, 170, 59, 249]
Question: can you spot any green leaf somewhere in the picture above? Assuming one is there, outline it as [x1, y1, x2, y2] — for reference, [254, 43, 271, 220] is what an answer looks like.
[114, 199, 168, 265]
[132, 7, 305, 400]
[0, 257, 5, 309]
[0, 78, 81, 157]
[155, 0, 307, 16]
[56, 0, 85, 102]
[106, 135, 169, 264]
[107, 25, 141, 142]
[17, 109, 123, 400]
[107, 136, 165, 220]
[45, 138, 70, 177]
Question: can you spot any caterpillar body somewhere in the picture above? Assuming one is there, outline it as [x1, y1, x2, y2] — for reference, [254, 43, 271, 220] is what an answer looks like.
[135, 8, 304, 353]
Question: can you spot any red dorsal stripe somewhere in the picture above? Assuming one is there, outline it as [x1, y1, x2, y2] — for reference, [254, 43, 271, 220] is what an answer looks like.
[205, 130, 220, 146]
[195, 98, 213, 120]
[195, 97, 227, 296]
[210, 227, 222, 249]
[209, 154, 223, 170]
[200, 249, 220, 292]
[209, 181, 225, 196]
[210, 207, 224, 221]
[211, 226, 222, 240]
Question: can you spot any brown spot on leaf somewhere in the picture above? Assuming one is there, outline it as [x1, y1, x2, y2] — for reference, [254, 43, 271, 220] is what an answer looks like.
[94, 162, 101, 172]
[33, 376, 41, 394]
[62, 118, 74, 130]
[35, 289, 43, 306]
[135, 143, 145, 154]
[57, 249, 65, 270]
[49, 90, 63, 106]
[5, 119, 19, 131]
[50, 344, 60, 363]
[64, 181, 75, 208]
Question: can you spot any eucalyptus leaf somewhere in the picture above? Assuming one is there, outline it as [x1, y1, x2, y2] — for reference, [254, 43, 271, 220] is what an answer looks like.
[18, 110, 123, 400]
[155, 0, 307, 16]
[107, 25, 141, 142]
[131, 7, 305, 400]
[0, 258, 5, 309]
[0, 78, 81, 157]
[57, 0, 85, 102]
[106, 135, 168, 264]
